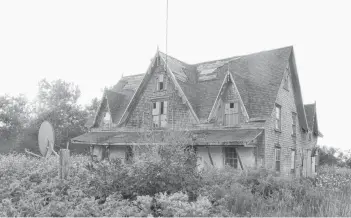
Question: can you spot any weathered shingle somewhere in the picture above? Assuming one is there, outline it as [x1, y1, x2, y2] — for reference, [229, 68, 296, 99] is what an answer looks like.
[96, 46, 294, 126]
[160, 46, 292, 121]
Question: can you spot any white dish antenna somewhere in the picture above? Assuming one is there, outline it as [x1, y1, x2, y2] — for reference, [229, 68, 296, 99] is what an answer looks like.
[25, 121, 59, 158]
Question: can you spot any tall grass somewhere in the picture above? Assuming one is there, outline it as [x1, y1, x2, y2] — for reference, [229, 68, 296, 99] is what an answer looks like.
[1, 152, 351, 217]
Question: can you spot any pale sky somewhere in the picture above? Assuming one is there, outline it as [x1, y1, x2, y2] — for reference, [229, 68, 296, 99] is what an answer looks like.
[0, 0, 350, 150]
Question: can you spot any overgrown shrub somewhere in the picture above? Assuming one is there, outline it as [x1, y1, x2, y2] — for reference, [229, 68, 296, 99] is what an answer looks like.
[2, 150, 351, 217]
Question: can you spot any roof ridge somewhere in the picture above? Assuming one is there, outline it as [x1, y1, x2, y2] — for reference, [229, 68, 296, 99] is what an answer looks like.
[159, 46, 293, 66]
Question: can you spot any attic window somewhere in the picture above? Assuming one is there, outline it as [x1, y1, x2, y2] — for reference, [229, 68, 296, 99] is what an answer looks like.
[156, 74, 165, 91]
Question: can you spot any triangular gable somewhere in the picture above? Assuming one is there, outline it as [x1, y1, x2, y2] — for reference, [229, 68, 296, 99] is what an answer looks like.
[159, 53, 200, 123]
[207, 70, 249, 122]
[118, 50, 200, 126]
[118, 51, 159, 125]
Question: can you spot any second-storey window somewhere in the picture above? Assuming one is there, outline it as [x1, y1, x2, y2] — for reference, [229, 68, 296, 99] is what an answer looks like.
[152, 101, 168, 128]
[275, 104, 281, 131]
[156, 74, 164, 91]
[224, 147, 238, 168]
[292, 112, 297, 136]
[224, 102, 239, 126]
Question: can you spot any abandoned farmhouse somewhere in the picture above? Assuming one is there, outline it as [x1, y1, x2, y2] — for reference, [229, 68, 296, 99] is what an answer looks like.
[71, 46, 322, 177]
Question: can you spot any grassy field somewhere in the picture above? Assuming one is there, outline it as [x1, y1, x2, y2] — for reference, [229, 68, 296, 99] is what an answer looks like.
[1, 152, 351, 217]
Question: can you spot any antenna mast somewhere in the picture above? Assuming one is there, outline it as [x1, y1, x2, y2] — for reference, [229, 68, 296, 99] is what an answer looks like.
[165, 0, 169, 70]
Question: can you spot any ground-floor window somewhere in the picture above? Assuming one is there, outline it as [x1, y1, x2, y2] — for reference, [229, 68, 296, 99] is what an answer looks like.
[224, 147, 238, 168]
[125, 146, 133, 163]
[275, 147, 281, 172]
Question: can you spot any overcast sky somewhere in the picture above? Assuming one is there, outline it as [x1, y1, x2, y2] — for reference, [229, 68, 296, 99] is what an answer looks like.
[0, 0, 349, 150]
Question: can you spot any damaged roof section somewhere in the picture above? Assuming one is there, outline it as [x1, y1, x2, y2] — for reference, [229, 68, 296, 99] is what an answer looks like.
[93, 46, 311, 129]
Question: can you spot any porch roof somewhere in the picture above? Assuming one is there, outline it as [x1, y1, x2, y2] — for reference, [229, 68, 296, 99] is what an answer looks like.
[71, 129, 263, 147]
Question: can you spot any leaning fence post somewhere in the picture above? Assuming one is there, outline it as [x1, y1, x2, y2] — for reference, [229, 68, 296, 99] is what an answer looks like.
[59, 149, 70, 180]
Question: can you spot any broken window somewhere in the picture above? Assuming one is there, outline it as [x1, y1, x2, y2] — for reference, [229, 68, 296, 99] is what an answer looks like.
[292, 112, 297, 136]
[224, 102, 239, 126]
[156, 74, 164, 91]
[275, 104, 281, 131]
[224, 147, 238, 168]
[275, 147, 281, 172]
[152, 101, 168, 128]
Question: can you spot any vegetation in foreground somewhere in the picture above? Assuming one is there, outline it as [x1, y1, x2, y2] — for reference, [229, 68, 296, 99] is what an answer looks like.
[1, 143, 351, 217]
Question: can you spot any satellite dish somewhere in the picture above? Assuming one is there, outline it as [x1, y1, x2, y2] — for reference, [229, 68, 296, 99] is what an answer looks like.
[38, 121, 57, 157]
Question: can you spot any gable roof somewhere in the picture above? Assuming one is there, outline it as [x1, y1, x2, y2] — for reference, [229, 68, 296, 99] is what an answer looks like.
[93, 46, 310, 130]
[92, 74, 143, 127]
[159, 47, 294, 122]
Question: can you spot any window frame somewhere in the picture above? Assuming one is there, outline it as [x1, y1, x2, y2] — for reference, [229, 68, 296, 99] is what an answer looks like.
[152, 100, 168, 128]
[156, 74, 165, 91]
[275, 104, 282, 132]
[224, 147, 238, 169]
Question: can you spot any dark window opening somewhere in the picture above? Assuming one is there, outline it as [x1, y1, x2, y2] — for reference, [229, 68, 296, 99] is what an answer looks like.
[159, 82, 164, 90]
[225, 147, 238, 168]
[153, 102, 156, 109]
[230, 102, 234, 108]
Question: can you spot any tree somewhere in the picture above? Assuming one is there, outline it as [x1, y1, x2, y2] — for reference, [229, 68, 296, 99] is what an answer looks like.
[29, 79, 88, 149]
[0, 94, 29, 140]
[85, 97, 100, 118]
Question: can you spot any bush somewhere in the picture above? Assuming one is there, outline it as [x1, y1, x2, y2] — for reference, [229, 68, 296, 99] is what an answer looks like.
[2, 149, 351, 217]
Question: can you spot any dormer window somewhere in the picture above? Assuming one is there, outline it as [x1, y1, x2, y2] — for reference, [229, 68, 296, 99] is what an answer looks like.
[224, 102, 239, 126]
[156, 74, 164, 91]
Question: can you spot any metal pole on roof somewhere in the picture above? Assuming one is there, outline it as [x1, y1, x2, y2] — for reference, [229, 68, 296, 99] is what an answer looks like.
[165, 0, 168, 71]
